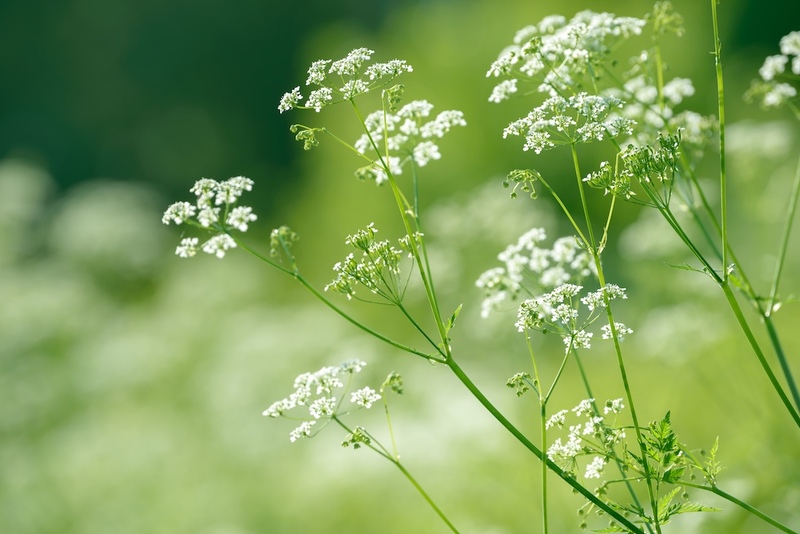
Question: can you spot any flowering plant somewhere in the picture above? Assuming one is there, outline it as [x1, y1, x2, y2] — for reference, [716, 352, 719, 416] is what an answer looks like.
[163, 3, 799, 532]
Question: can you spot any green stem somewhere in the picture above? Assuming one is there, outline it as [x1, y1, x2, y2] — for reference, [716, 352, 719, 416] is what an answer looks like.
[536, 175, 590, 248]
[333, 417, 459, 532]
[234, 238, 443, 363]
[570, 145, 597, 249]
[683, 482, 798, 534]
[571, 145, 662, 532]
[767, 152, 800, 317]
[763, 316, 800, 414]
[446, 358, 645, 534]
[710, 0, 728, 278]
[540, 401, 549, 534]
[720, 281, 800, 427]
[394, 461, 460, 533]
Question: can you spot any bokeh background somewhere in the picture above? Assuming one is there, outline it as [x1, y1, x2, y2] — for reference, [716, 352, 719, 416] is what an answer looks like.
[2, 0, 800, 532]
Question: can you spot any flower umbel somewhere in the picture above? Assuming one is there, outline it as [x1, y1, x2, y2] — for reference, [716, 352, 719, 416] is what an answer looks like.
[163, 176, 258, 259]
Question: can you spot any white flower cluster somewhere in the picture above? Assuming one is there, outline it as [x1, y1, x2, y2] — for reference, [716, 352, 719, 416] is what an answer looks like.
[475, 228, 595, 318]
[353, 100, 466, 184]
[502, 93, 634, 153]
[324, 224, 409, 302]
[746, 31, 800, 109]
[487, 10, 646, 99]
[489, 6, 721, 159]
[514, 283, 631, 354]
[262, 360, 378, 443]
[278, 48, 413, 114]
[546, 397, 627, 479]
[162, 176, 257, 259]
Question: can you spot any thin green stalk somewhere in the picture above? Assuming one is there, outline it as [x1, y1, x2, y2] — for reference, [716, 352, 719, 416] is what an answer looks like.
[350, 101, 451, 358]
[446, 358, 645, 534]
[536, 175, 590, 249]
[767, 152, 800, 316]
[570, 145, 662, 532]
[763, 317, 800, 413]
[574, 349, 651, 533]
[683, 482, 798, 534]
[570, 145, 597, 249]
[381, 390, 400, 459]
[394, 461, 460, 533]
[234, 238, 443, 363]
[540, 401, 549, 534]
[710, 0, 729, 277]
[642, 168, 800, 414]
[720, 281, 800, 427]
[333, 417, 459, 533]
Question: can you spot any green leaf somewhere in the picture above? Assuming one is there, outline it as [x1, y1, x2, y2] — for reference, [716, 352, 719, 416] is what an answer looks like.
[703, 436, 724, 484]
[663, 466, 685, 484]
[445, 303, 463, 335]
[657, 487, 682, 519]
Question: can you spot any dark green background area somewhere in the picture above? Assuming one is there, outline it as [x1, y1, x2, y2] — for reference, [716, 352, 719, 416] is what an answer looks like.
[0, 0, 797, 206]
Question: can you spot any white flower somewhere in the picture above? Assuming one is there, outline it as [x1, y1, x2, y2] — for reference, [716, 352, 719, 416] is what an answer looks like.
[601, 322, 634, 341]
[227, 206, 257, 232]
[603, 398, 625, 415]
[545, 409, 568, 430]
[289, 421, 316, 442]
[351, 387, 381, 409]
[162, 201, 196, 225]
[279, 87, 303, 113]
[779, 31, 800, 57]
[175, 237, 199, 258]
[306, 60, 331, 85]
[340, 80, 369, 99]
[197, 206, 220, 228]
[582, 416, 603, 436]
[412, 141, 441, 166]
[308, 397, 337, 419]
[364, 59, 413, 80]
[759, 54, 788, 81]
[202, 234, 237, 258]
[565, 330, 593, 351]
[584, 456, 606, 479]
[329, 48, 374, 76]
[547, 433, 582, 461]
[763, 83, 797, 107]
[340, 360, 367, 373]
[572, 398, 595, 417]
[489, 79, 519, 103]
[662, 77, 695, 105]
[263, 398, 295, 418]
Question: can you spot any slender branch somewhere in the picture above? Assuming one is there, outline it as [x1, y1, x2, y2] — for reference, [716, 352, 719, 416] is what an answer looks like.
[446, 358, 645, 533]
[710, 0, 729, 278]
[767, 151, 800, 316]
[683, 482, 798, 534]
[234, 238, 443, 362]
[720, 282, 800, 427]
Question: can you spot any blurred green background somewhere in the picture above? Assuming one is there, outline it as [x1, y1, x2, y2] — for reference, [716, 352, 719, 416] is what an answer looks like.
[2, 0, 800, 532]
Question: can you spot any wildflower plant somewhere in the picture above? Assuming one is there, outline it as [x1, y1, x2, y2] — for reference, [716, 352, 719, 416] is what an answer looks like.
[162, 3, 800, 533]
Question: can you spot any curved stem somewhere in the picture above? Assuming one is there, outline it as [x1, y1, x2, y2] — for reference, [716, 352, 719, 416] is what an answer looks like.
[394, 461, 460, 533]
[720, 282, 800, 428]
[333, 417, 460, 533]
[683, 482, 798, 534]
[234, 238, 443, 363]
[446, 358, 645, 534]
[767, 151, 800, 317]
